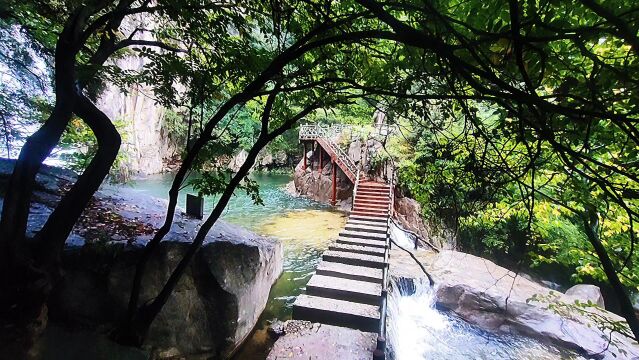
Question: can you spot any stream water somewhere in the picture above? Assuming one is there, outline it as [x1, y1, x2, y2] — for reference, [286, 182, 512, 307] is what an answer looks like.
[387, 278, 587, 360]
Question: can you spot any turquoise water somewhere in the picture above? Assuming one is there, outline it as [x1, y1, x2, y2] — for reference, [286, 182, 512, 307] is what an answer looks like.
[127, 172, 331, 231]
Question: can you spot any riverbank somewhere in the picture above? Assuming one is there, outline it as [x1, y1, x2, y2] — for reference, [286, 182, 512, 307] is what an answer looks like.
[126, 170, 349, 359]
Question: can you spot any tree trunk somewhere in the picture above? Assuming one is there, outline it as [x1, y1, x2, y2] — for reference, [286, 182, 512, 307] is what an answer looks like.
[0, 10, 84, 357]
[34, 92, 121, 273]
[120, 20, 368, 325]
[583, 210, 639, 341]
[114, 89, 278, 346]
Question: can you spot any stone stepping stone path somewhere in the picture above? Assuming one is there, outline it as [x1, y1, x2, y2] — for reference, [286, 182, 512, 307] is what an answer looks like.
[293, 179, 391, 336]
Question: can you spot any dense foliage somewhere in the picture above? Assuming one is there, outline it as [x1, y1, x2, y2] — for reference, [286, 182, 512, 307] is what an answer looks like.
[2, 0, 639, 353]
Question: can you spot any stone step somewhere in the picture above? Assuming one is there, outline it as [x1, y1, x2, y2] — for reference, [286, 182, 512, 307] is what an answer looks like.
[358, 188, 390, 194]
[358, 184, 390, 190]
[347, 218, 389, 228]
[350, 214, 388, 223]
[341, 229, 387, 241]
[353, 208, 388, 219]
[329, 243, 386, 257]
[315, 261, 384, 283]
[352, 208, 388, 217]
[357, 189, 389, 196]
[353, 201, 388, 209]
[354, 196, 389, 204]
[355, 191, 390, 201]
[353, 203, 388, 211]
[337, 236, 387, 249]
[323, 250, 387, 269]
[345, 223, 388, 234]
[354, 196, 388, 203]
[356, 191, 388, 197]
[358, 187, 388, 193]
[292, 294, 380, 333]
[305, 274, 382, 305]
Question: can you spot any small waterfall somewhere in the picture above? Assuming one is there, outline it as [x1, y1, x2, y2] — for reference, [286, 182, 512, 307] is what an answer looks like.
[386, 278, 585, 360]
[389, 222, 417, 250]
[386, 278, 448, 360]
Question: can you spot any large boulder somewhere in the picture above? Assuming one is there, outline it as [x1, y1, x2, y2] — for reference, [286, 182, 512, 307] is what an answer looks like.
[565, 284, 605, 308]
[53, 233, 282, 358]
[427, 251, 639, 360]
[48, 190, 284, 358]
[0, 158, 284, 358]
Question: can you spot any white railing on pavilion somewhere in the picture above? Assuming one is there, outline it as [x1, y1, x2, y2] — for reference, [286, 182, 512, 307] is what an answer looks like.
[299, 124, 358, 181]
[299, 124, 353, 141]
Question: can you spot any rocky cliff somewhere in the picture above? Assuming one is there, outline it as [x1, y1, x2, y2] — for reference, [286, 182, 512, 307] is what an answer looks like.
[393, 196, 457, 250]
[292, 147, 353, 209]
[227, 148, 294, 172]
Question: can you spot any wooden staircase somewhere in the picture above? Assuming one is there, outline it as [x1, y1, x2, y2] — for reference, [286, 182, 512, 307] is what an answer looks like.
[292, 174, 392, 334]
[315, 137, 357, 182]
[299, 124, 358, 182]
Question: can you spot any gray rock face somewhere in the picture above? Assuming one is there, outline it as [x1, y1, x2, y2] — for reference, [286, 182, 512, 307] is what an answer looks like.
[51, 217, 283, 358]
[228, 149, 249, 172]
[0, 158, 283, 358]
[428, 251, 639, 360]
[565, 284, 605, 308]
[97, 15, 178, 176]
[347, 140, 362, 164]
[293, 153, 353, 206]
[228, 149, 292, 172]
[393, 196, 456, 250]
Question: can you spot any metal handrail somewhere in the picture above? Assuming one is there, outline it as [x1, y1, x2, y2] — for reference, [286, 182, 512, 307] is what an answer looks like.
[299, 123, 354, 141]
[375, 172, 394, 360]
[325, 137, 358, 177]
[352, 168, 361, 211]
[302, 123, 359, 181]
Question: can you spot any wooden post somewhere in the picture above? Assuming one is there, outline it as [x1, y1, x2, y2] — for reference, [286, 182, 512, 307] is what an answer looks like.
[312, 141, 317, 169]
[303, 142, 307, 170]
[331, 160, 336, 205]
[318, 147, 323, 172]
